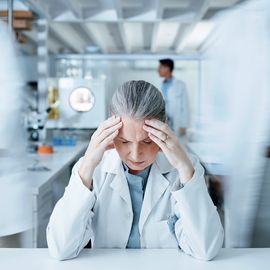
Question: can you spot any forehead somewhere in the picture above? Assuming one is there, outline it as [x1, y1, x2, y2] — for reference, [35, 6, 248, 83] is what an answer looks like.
[118, 116, 148, 142]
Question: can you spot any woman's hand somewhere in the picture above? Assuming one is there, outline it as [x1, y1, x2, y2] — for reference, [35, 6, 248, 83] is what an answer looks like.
[79, 115, 122, 189]
[143, 119, 194, 184]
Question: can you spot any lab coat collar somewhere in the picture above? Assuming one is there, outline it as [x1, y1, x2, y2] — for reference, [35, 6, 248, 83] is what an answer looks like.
[102, 149, 174, 175]
[104, 149, 172, 233]
[163, 76, 174, 84]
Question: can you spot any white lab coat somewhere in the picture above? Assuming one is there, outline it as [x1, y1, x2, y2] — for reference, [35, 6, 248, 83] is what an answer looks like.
[165, 78, 189, 132]
[46, 150, 224, 261]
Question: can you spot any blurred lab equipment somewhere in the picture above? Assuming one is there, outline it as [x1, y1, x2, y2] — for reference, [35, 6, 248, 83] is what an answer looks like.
[46, 78, 106, 129]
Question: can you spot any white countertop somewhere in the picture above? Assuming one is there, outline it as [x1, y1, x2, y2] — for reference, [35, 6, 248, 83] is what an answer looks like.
[0, 248, 269, 270]
[0, 142, 88, 236]
[23, 142, 88, 194]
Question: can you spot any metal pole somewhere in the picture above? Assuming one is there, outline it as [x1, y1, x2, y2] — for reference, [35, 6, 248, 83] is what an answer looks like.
[7, 0, 13, 33]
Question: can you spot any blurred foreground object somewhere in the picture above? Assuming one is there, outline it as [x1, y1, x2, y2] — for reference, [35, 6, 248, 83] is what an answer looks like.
[200, 0, 270, 247]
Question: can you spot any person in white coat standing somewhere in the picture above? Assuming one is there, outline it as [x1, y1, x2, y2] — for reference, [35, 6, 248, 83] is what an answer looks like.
[158, 58, 189, 137]
[46, 80, 223, 261]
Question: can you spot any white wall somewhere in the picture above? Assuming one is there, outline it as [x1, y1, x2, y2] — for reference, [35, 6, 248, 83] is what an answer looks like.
[81, 60, 200, 130]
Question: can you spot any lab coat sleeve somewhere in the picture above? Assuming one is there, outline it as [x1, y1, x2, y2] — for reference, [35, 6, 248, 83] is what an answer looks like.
[173, 81, 189, 130]
[46, 157, 96, 261]
[171, 157, 224, 261]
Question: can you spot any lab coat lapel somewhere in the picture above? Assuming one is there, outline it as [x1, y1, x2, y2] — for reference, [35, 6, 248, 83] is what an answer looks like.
[139, 162, 169, 234]
[109, 162, 133, 213]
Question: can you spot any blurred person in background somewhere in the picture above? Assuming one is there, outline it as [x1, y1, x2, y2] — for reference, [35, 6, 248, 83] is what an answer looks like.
[0, 21, 24, 156]
[199, 0, 270, 247]
[158, 58, 189, 139]
[0, 21, 26, 247]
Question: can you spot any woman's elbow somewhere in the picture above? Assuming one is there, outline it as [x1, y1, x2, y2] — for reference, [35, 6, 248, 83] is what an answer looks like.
[46, 227, 78, 261]
[198, 227, 224, 261]
[47, 241, 79, 261]
[48, 249, 71, 261]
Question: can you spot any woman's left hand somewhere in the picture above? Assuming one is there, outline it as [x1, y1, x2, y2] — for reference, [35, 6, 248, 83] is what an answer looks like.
[143, 119, 194, 184]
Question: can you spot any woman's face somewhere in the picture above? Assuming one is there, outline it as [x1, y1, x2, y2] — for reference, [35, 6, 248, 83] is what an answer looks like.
[113, 116, 160, 174]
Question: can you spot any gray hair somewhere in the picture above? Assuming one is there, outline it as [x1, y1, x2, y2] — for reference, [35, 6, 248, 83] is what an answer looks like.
[110, 80, 166, 122]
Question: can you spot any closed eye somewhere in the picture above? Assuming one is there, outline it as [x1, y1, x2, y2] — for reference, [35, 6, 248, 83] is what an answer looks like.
[119, 138, 152, 144]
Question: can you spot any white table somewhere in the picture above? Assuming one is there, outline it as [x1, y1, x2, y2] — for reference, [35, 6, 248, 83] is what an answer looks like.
[0, 248, 269, 270]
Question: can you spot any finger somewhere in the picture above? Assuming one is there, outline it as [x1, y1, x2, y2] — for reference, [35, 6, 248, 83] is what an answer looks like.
[148, 132, 166, 151]
[95, 116, 121, 137]
[143, 125, 167, 142]
[101, 129, 119, 148]
[145, 119, 173, 136]
[97, 121, 122, 143]
[92, 116, 115, 138]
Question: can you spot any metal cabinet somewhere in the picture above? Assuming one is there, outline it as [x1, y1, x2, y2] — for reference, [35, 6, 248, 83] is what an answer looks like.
[32, 181, 53, 248]
[32, 165, 73, 248]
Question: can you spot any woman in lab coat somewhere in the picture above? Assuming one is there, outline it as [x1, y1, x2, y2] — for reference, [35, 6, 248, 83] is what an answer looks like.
[46, 80, 224, 261]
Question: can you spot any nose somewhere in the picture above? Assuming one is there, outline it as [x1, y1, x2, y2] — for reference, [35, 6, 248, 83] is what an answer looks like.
[130, 144, 142, 161]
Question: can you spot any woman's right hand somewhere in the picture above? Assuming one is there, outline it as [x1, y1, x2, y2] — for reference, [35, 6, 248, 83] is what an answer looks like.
[78, 115, 122, 189]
